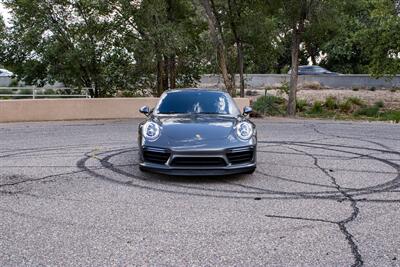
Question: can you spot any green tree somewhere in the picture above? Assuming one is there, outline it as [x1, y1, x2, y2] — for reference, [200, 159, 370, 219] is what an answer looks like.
[361, 0, 400, 76]
[113, 0, 207, 96]
[3, 0, 126, 97]
[269, 0, 342, 116]
[0, 15, 6, 64]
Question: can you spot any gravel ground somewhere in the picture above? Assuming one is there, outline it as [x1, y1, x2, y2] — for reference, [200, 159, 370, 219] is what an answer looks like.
[0, 118, 399, 266]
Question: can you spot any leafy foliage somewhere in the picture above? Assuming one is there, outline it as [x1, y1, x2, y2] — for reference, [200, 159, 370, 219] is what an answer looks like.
[252, 94, 286, 116]
[0, 0, 399, 98]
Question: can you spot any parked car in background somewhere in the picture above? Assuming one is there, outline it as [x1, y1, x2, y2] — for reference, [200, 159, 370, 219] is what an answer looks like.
[0, 68, 14, 77]
[288, 65, 339, 75]
[138, 88, 257, 176]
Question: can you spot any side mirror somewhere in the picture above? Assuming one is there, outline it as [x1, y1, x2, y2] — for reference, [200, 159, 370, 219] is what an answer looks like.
[243, 106, 253, 116]
[139, 106, 150, 116]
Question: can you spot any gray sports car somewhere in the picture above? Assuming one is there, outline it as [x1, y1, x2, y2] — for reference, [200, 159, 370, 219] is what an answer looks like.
[138, 88, 257, 176]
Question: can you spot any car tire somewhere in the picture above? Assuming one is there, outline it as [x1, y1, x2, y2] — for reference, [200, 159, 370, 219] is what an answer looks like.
[139, 166, 147, 172]
[244, 168, 256, 174]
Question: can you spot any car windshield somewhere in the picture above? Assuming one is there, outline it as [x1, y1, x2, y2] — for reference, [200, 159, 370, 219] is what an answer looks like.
[155, 90, 240, 116]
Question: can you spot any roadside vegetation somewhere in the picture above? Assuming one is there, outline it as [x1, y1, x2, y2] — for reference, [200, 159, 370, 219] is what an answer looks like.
[252, 94, 400, 123]
[0, 0, 399, 108]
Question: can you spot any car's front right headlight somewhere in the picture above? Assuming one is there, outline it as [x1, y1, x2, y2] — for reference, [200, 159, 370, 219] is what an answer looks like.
[236, 122, 253, 140]
[143, 122, 161, 141]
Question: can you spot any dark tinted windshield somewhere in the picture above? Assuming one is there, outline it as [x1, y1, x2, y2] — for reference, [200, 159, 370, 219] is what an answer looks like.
[155, 90, 240, 115]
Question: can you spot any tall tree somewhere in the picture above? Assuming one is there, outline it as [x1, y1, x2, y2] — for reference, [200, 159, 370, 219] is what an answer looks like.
[198, 0, 234, 95]
[3, 0, 126, 97]
[109, 0, 207, 96]
[269, 0, 341, 116]
[361, 0, 400, 77]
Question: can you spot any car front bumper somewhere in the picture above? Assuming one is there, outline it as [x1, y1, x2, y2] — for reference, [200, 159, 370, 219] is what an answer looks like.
[139, 146, 256, 176]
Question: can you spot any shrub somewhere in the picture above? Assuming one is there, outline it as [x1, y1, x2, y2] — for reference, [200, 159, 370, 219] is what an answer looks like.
[338, 97, 364, 114]
[354, 106, 380, 117]
[339, 100, 352, 113]
[369, 86, 376, 91]
[374, 101, 384, 108]
[380, 110, 400, 123]
[304, 82, 321, 90]
[13, 88, 33, 99]
[277, 82, 289, 96]
[324, 96, 338, 110]
[44, 89, 56, 95]
[296, 99, 308, 112]
[8, 78, 19, 87]
[0, 88, 14, 99]
[246, 90, 258, 96]
[390, 87, 399, 93]
[352, 87, 360, 91]
[310, 101, 324, 114]
[252, 95, 286, 116]
[347, 97, 365, 106]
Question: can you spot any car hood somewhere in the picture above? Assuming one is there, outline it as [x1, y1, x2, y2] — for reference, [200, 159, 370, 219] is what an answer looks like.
[155, 115, 238, 142]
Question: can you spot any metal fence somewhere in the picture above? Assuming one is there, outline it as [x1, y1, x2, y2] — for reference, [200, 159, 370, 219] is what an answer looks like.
[0, 87, 91, 99]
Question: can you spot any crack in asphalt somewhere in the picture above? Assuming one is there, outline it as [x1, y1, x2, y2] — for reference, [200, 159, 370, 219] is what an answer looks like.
[288, 146, 363, 267]
[1, 121, 399, 266]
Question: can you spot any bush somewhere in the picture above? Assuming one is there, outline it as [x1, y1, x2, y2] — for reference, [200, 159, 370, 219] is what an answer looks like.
[338, 97, 364, 114]
[352, 87, 360, 91]
[374, 101, 384, 108]
[369, 86, 376, 91]
[390, 87, 399, 93]
[304, 82, 321, 90]
[277, 82, 289, 96]
[252, 95, 286, 116]
[354, 106, 380, 117]
[347, 97, 364, 106]
[44, 89, 56, 95]
[13, 88, 33, 99]
[246, 90, 258, 96]
[296, 99, 308, 112]
[380, 110, 400, 123]
[310, 101, 324, 114]
[338, 100, 352, 113]
[324, 96, 338, 110]
[8, 79, 19, 87]
[0, 88, 14, 99]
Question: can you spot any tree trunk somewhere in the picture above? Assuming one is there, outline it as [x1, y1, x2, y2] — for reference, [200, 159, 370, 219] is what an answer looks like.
[169, 55, 176, 89]
[287, 29, 300, 117]
[199, 0, 234, 95]
[237, 41, 245, 97]
[228, 0, 245, 97]
[156, 58, 164, 97]
[162, 55, 169, 91]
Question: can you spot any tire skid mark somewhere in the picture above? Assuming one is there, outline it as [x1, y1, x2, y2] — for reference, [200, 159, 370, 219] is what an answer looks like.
[288, 146, 363, 267]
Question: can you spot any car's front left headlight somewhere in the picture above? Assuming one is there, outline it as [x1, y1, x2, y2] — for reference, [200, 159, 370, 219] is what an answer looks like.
[143, 122, 161, 141]
[236, 122, 253, 140]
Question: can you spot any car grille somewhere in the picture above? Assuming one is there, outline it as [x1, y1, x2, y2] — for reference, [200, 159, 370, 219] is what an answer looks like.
[227, 149, 254, 165]
[143, 148, 170, 165]
[170, 157, 227, 167]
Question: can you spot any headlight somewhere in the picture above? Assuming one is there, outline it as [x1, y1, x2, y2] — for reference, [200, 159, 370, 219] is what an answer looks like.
[236, 122, 253, 140]
[143, 122, 160, 140]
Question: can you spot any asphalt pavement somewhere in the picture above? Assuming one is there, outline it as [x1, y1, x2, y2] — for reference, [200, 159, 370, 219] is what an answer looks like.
[0, 118, 399, 266]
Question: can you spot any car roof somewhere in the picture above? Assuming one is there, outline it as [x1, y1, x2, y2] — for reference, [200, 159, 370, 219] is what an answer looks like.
[165, 88, 228, 94]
